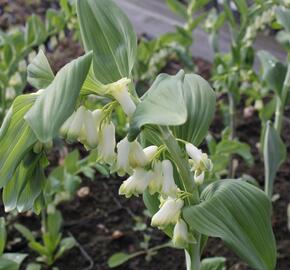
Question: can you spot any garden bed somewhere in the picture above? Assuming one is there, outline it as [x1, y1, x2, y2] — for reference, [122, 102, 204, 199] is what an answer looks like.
[1, 1, 290, 270]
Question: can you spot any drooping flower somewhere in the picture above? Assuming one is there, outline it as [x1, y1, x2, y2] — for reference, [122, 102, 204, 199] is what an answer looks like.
[194, 171, 205, 185]
[185, 143, 213, 172]
[173, 219, 189, 248]
[143, 145, 158, 161]
[92, 109, 103, 127]
[161, 160, 178, 197]
[106, 78, 136, 117]
[116, 137, 132, 176]
[119, 168, 153, 198]
[151, 197, 184, 228]
[83, 109, 98, 149]
[148, 161, 164, 195]
[60, 112, 75, 138]
[67, 106, 86, 141]
[98, 122, 116, 164]
[128, 141, 148, 168]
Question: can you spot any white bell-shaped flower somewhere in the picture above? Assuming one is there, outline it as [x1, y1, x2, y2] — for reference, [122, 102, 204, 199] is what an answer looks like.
[185, 143, 213, 172]
[60, 112, 75, 138]
[98, 122, 116, 164]
[185, 143, 203, 164]
[173, 219, 189, 248]
[67, 106, 86, 141]
[119, 168, 152, 198]
[161, 160, 178, 197]
[107, 78, 136, 117]
[116, 137, 132, 176]
[148, 161, 164, 195]
[151, 197, 184, 228]
[194, 171, 205, 185]
[129, 141, 148, 168]
[92, 109, 103, 127]
[143, 145, 158, 161]
[83, 110, 98, 149]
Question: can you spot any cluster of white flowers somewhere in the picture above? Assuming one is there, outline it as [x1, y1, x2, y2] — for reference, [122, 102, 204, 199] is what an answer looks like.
[58, 76, 213, 249]
[59, 77, 134, 163]
[244, 7, 276, 47]
[117, 138, 212, 248]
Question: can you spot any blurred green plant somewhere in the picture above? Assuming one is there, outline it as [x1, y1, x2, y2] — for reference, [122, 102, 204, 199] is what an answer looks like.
[0, 1, 281, 270]
[134, 0, 210, 90]
[0, 0, 77, 123]
[0, 217, 28, 270]
[15, 210, 75, 267]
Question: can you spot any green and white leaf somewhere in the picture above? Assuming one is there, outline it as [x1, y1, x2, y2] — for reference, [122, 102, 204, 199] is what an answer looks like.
[25, 52, 92, 143]
[128, 70, 187, 141]
[129, 71, 216, 145]
[77, 0, 137, 84]
[183, 180, 276, 270]
[0, 253, 27, 270]
[2, 153, 46, 213]
[258, 51, 286, 96]
[27, 50, 54, 89]
[172, 74, 216, 146]
[263, 121, 286, 198]
[0, 95, 37, 187]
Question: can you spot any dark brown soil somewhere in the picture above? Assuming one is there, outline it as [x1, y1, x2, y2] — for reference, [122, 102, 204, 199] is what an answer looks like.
[1, 1, 289, 270]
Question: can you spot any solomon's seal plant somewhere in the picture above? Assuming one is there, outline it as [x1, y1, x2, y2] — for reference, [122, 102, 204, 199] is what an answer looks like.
[0, 0, 277, 269]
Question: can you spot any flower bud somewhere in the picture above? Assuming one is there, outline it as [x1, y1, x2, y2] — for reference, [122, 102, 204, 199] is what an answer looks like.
[148, 161, 164, 195]
[161, 160, 178, 197]
[194, 171, 205, 185]
[151, 197, 183, 228]
[119, 169, 152, 198]
[107, 78, 136, 117]
[67, 106, 86, 142]
[185, 143, 203, 165]
[143, 145, 158, 161]
[59, 112, 75, 138]
[98, 122, 116, 164]
[83, 110, 98, 149]
[129, 141, 147, 168]
[173, 219, 189, 248]
[116, 137, 131, 176]
[33, 141, 43, 154]
[44, 140, 53, 151]
[92, 109, 103, 127]
[186, 143, 212, 172]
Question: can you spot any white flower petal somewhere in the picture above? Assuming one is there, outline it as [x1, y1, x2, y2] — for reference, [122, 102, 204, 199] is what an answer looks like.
[185, 143, 203, 164]
[119, 169, 152, 198]
[194, 171, 205, 185]
[67, 106, 86, 141]
[148, 161, 164, 194]
[173, 219, 189, 248]
[151, 197, 183, 228]
[143, 145, 158, 162]
[83, 110, 98, 149]
[98, 122, 116, 164]
[129, 141, 147, 168]
[116, 137, 131, 176]
[161, 160, 178, 197]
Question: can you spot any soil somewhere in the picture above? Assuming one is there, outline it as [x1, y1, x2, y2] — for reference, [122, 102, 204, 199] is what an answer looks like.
[1, 1, 290, 270]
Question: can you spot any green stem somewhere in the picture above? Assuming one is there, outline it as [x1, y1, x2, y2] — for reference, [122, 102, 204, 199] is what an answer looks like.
[227, 91, 236, 178]
[159, 126, 199, 205]
[274, 63, 290, 134]
[185, 234, 201, 270]
[0, 87, 6, 123]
